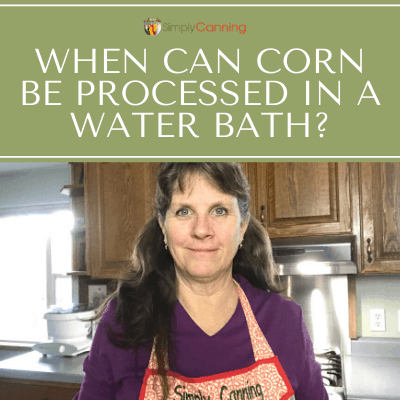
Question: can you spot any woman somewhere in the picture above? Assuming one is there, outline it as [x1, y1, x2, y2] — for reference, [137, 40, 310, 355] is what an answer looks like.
[74, 162, 328, 400]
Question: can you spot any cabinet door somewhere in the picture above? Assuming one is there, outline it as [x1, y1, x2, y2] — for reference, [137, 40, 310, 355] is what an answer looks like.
[85, 162, 159, 279]
[360, 163, 400, 274]
[0, 379, 80, 400]
[252, 163, 353, 238]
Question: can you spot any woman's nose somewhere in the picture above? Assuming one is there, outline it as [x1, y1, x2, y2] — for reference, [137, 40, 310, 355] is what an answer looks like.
[191, 214, 213, 239]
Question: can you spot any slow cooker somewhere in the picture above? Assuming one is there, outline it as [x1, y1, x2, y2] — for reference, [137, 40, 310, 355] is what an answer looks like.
[32, 304, 95, 357]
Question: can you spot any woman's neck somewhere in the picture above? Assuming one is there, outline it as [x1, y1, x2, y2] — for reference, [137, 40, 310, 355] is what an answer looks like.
[176, 271, 239, 336]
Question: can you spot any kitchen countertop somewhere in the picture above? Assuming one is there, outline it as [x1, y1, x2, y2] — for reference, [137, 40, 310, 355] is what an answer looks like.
[0, 350, 85, 384]
[344, 338, 400, 400]
[344, 355, 400, 400]
[1, 338, 400, 399]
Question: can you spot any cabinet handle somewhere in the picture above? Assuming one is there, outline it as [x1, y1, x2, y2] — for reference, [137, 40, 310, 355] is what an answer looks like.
[366, 238, 373, 263]
[260, 205, 266, 226]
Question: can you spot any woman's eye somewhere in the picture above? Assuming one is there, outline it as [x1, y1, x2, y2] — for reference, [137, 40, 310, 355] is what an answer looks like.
[176, 208, 190, 216]
[214, 207, 228, 215]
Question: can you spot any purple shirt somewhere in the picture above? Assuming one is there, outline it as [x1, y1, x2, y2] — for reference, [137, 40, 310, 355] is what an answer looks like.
[74, 275, 328, 399]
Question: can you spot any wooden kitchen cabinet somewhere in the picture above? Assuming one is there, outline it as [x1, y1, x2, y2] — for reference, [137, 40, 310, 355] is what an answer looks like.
[79, 161, 360, 337]
[83, 162, 254, 279]
[84, 162, 159, 279]
[82, 162, 358, 278]
[247, 162, 357, 238]
[359, 162, 400, 274]
[0, 378, 80, 400]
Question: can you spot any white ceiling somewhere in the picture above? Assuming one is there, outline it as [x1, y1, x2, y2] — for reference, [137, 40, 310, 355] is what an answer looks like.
[0, 162, 68, 174]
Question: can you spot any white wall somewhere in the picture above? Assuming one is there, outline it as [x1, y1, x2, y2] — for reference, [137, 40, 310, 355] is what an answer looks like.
[357, 275, 400, 338]
[0, 163, 70, 216]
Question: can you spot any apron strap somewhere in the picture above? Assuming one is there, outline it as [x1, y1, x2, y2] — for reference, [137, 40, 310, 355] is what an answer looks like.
[148, 338, 170, 370]
[233, 280, 275, 361]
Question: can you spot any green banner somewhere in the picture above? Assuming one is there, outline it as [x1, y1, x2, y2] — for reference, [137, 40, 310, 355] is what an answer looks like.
[0, 3, 398, 160]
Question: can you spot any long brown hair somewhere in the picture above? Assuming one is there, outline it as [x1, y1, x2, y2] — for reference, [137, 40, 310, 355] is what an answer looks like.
[91, 163, 284, 399]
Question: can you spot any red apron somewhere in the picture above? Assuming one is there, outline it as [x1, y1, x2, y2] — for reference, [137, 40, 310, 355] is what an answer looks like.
[139, 280, 295, 400]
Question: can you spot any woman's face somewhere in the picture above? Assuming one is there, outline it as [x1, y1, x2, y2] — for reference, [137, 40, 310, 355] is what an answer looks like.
[159, 173, 248, 283]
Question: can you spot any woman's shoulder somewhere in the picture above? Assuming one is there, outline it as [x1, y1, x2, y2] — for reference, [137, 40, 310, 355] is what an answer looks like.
[234, 274, 303, 323]
[97, 298, 126, 334]
[100, 298, 118, 323]
[235, 274, 307, 362]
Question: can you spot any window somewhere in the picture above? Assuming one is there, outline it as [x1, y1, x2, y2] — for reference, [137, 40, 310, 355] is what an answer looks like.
[0, 210, 73, 343]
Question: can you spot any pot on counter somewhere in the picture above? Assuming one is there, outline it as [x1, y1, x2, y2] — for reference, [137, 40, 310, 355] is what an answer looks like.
[32, 304, 95, 357]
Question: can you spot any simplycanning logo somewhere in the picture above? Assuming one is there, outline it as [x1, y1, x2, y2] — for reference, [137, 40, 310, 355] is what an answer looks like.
[163, 22, 246, 34]
[144, 18, 162, 36]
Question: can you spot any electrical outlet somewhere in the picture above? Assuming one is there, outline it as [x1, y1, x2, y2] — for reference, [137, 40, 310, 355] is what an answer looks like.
[370, 309, 385, 332]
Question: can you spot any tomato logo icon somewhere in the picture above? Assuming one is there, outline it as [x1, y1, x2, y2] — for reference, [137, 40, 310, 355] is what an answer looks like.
[144, 18, 161, 36]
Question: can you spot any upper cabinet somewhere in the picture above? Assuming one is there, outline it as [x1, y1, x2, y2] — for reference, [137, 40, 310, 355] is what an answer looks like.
[248, 163, 356, 238]
[84, 162, 159, 279]
[78, 161, 400, 278]
[359, 163, 400, 274]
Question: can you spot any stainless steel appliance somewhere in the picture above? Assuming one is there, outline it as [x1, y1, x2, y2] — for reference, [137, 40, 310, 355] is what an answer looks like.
[315, 348, 345, 399]
[272, 236, 357, 400]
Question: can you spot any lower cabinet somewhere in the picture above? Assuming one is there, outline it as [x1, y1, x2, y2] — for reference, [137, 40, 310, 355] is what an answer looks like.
[0, 378, 80, 400]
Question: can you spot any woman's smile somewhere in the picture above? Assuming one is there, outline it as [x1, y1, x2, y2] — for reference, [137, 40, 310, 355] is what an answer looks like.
[187, 248, 218, 253]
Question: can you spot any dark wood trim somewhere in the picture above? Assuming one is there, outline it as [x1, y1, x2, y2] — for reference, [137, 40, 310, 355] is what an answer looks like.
[0, 377, 80, 388]
[348, 275, 358, 339]
[0, 377, 81, 400]
[348, 163, 361, 338]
